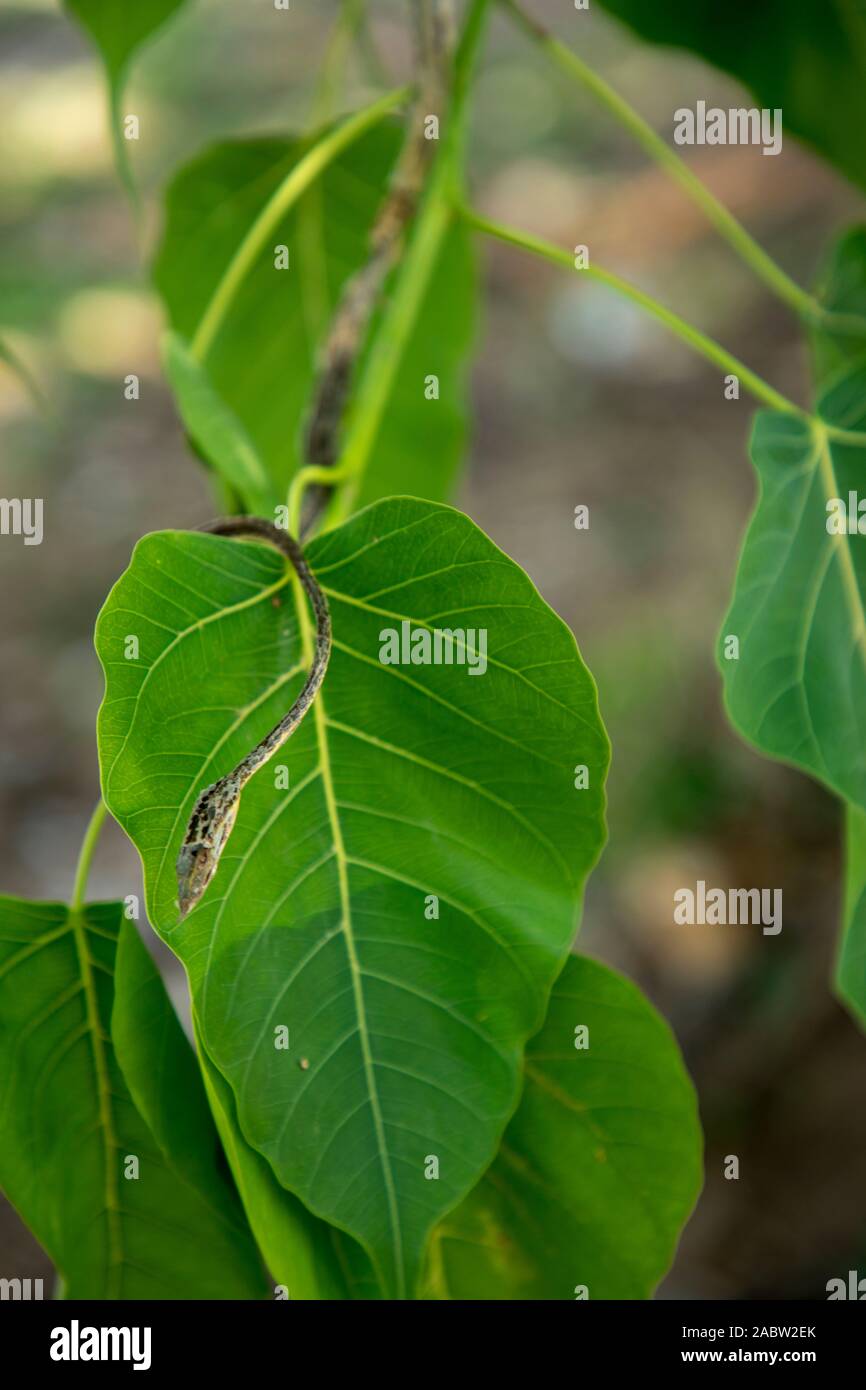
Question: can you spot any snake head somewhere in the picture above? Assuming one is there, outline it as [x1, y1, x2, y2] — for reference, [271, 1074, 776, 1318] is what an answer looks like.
[176, 776, 241, 918]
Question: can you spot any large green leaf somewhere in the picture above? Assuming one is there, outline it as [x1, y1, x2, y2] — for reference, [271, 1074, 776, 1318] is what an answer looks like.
[153, 127, 476, 510]
[0, 897, 266, 1298]
[720, 227, 866, 1024]
[723, 225, 866, 757]
[424, 954, 702, 1299]
[95, 496, 609, 1297]
[597, 0, 866, 192]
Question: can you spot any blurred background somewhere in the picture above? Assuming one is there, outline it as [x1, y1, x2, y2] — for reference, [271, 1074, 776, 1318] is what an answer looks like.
[2, 0, 865, 1299]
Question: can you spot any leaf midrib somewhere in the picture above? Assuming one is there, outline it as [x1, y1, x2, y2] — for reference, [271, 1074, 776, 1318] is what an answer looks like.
[293, 575, 404, 1300]
[69, 910, 123, 1298]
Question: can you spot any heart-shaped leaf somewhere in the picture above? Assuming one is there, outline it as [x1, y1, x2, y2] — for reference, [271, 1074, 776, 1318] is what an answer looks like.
[0, 897, 266, 1298]
[153, 127, 476, 510]
[95, 496, 609, 1297]
[423, 953, 702, 1299]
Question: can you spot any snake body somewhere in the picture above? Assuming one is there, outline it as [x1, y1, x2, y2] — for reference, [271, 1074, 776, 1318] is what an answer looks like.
[175, 517, 331, 918]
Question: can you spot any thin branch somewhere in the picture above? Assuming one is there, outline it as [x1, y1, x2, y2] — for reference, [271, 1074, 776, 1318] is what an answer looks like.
[71, 800, 109, 912]
[498, 0, 866, 339]
[461, 205, 806, 417]
[465, 204, 866, 450]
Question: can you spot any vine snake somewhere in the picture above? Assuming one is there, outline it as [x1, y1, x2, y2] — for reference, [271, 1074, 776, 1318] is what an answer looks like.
[175, 517, 331, 918]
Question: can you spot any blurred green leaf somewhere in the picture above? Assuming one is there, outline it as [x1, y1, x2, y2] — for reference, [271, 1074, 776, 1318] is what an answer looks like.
[720, 225, 866, 1026]
[95, 496, 609, 1297]
[63, 0, 189, 203]
[0, 897, 266, 1298]
[153, 123, 476, 510]
[597, 0, 866, 190]
[718, 407, 866, 803]
[424, 953, 702, 1299]
[813, 230, 866, 1029]
[812, 228, 866, 383]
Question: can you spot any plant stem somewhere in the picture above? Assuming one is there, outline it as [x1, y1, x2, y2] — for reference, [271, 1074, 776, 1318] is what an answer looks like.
[287, 459, 355, 536]
[821, 423, 866, 448]
[300, 1, 452, 495]
[71, 799, 109, 912]
[322, 0, 491, 529]
[497, 0, 866, 338]
[326, 192, 456, 527]
[190, 85, 411, 363]
[461, 205, 804, 416]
